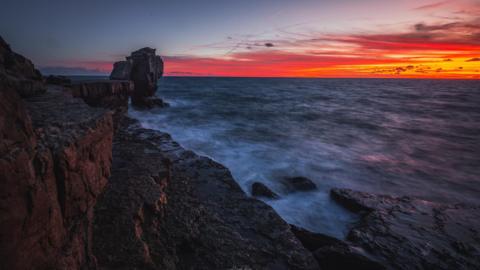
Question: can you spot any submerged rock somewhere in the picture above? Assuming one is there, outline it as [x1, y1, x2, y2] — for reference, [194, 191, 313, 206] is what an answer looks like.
[282, 176, 317, 192]
[331, 188, 480, 270]
[251, 182, 279, 199]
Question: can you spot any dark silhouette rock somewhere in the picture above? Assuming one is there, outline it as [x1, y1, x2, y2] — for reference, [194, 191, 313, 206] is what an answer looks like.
[251, 182, 279, 199]
[331, 188, 480, 270]
[110, 47, 164, 108]
[110, 60, 132, 80]
[0, 35, 45, 97]
[282, 176, 317, 192]
[93, 118, 319, 269]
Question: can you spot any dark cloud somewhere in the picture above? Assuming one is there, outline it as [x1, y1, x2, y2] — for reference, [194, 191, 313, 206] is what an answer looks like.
[466, 57, 480, 62]
[444, 58, 452, 62]
[264, 43, 274, 47]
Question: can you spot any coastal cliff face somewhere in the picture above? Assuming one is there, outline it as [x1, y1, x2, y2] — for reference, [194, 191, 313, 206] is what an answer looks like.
[0, 38, 113, 269]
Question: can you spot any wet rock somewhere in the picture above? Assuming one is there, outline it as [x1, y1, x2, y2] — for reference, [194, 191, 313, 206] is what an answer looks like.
[93, 118, 318, 269]
[282, 176, 317, 192]
[331, 188, 480, 270]
[131, 96, 169, 110]
[0, 35, 45, 97]
[45, 75, 71, 86]
[251, 182, 279, 199]
[313, 245, 386, 270]
[290, 225, 385, 270]
[110, 47, 164, 107]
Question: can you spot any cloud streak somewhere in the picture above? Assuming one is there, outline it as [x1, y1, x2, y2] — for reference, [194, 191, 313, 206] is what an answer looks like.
[163, 16, 480, 78]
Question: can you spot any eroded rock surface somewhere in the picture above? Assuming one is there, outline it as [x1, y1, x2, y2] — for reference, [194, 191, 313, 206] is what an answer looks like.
[0, 36, 114, 269]
[0, 86, 113, 269]
[331, 188, 480, 270]
[93, 118, 319, 270]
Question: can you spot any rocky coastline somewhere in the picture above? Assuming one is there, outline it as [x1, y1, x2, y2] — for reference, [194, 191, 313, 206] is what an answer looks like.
[1, 36, 479, 269]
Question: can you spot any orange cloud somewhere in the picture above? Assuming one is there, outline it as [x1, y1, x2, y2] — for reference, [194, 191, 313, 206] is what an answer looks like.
[164, 18, 480, 79]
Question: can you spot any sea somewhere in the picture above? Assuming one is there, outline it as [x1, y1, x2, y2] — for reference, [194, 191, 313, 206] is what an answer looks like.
[126, 77, 480, 239]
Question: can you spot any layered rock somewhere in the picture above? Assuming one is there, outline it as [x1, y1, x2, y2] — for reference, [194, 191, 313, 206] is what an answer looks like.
[93, 118, 319, 269]
[0, 37, 113, 269]
[71, 80, 133, 125]
[110, 47, 164, 108]
[330, 188, 480, 270]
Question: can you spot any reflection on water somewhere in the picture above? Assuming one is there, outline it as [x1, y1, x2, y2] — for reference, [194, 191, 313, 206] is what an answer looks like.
[131, 77, 480, 238]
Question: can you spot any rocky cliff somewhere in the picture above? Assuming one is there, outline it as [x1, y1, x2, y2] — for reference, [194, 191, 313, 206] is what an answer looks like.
[0, 37, 113, 269]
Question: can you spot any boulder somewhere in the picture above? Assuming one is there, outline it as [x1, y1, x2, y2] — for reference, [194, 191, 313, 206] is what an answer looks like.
[331, 188, 480, 270]
[251, 182, 279, 199]
[282, 176, 317, 192]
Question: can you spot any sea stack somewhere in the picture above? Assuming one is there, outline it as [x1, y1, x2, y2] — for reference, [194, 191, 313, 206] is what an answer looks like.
[110, 47, 165, 108]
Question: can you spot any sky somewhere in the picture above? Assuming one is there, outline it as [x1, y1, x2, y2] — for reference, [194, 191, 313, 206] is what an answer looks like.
[1, 0, 479, 78]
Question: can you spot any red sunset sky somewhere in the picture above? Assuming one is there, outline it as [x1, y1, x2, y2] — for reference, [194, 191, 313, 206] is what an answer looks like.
[3, 0, 479, 79]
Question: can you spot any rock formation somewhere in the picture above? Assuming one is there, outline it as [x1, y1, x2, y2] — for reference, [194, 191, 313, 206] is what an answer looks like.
[110, 47, 165, 108]
[330, 188, 480, 270]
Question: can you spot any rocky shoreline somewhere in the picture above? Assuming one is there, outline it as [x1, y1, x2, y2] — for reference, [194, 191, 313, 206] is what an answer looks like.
[1, 36, 479, 269]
